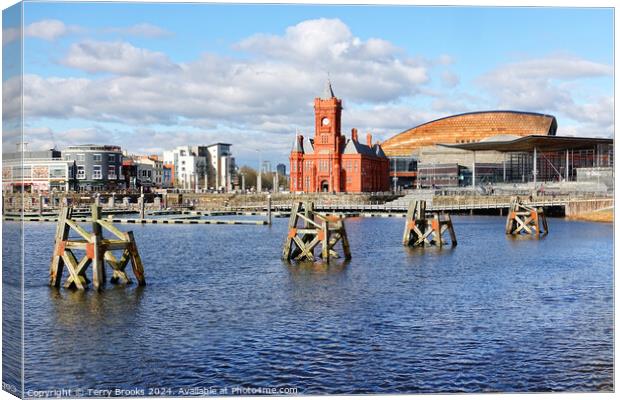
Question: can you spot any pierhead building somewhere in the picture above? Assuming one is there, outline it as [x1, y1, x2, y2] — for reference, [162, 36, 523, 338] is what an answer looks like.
[289, 82, 390, 193]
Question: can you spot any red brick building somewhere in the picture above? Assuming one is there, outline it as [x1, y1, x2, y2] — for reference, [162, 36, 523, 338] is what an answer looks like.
[289, 82, 390, 193]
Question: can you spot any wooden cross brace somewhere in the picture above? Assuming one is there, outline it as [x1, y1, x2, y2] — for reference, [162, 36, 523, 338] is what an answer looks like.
[282, 202, 351, 262]
[506, 206, 548, 237]
[49, 205, 146, 290]
[403, 210, 457, 248]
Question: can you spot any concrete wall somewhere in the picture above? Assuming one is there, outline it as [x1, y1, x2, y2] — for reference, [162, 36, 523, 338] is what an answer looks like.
[564, 198, 614, 217]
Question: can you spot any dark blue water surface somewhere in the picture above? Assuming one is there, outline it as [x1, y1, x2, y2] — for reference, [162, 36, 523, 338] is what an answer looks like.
[5, 216, 614, 394]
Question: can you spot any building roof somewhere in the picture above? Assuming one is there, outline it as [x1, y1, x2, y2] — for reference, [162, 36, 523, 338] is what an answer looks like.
[439, 135, 613, 152]
[291, 134, 304, 153]
[343, 139, 388, 158]
[292, 136, 315, 154]
[373, 144, 387, 157]
[206, 143, 232, 147]
[381, 110, 558, 157]
[64, 144, 122, 152]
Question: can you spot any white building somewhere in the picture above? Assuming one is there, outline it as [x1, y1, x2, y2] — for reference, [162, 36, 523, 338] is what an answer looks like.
[206, 143, 235, 191]
[163, 144, 236, 191]
[2, 150, 75, 193]
[163, 146, 209, 190]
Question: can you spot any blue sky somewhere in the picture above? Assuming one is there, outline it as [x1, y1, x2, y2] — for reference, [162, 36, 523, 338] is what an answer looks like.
[3, 2, 614, 166]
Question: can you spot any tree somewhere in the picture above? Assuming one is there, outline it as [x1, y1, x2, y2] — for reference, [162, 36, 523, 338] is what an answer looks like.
[237, 165, 287, 191]
[238, 166, 257, 190]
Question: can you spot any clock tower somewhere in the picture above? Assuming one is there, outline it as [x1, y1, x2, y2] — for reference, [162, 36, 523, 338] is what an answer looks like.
[312, 79, 343, 191]
[313, 80, 342, 154]
[289, 79, 390, 193]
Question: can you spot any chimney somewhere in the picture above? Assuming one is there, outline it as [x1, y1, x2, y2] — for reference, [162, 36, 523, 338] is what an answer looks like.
[351, 128, 358, 142]
[366, 132, 373, 147]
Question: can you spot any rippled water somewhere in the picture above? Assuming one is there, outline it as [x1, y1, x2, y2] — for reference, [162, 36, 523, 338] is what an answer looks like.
[3, 215, 614, 394]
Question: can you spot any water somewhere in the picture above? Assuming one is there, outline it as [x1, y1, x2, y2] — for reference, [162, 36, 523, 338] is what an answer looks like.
[3, 216, 613, 394]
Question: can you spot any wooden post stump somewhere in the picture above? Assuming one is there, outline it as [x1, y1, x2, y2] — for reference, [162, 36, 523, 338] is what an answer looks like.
[49, 205, 146, 290]
[505, 197, 548, 237]
[282, 202, 351, 262]
[267, 194, 272, 226]
[139, 194, 146, 219]
[402, 200, 457, 248]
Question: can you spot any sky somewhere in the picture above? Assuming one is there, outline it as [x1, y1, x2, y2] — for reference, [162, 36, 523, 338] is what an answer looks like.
[2, 1, 614, 167]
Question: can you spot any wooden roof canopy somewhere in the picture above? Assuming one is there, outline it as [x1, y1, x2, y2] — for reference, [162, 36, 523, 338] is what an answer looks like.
[439, 135, 613, 153]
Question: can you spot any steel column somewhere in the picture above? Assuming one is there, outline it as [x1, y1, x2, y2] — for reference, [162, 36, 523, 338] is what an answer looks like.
[472, 151, 476, 188]
[533, 147, 537, 185]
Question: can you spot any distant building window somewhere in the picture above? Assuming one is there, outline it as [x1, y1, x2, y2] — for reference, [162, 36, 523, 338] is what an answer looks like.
[305, 176, 310, 190]
[108, 165, 117, 179]
[77, 154, 85, 161]
[12, 166, 31, 179]
[50, 167, 65, 178]
[108, 154, 116, 162]
[93, 154, 102, 162]
[93, 165, 102, 180]
[77, 166, 85, 179]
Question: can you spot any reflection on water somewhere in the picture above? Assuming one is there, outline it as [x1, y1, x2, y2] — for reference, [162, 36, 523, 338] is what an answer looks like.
[5, 216, 613, 394]
[47, 286, 145, 330]
[284, 259, 350, 276]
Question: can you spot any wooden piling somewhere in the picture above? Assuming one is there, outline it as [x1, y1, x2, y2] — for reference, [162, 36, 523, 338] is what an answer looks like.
[403, 200, 457, 248]
[139, 194, 145, 219]
[282, 202, 351, 262]
[49, 207, 71, 287]
[505, 196, 549, 237]
[49, 205, 146, 290]
[267, 194, 272, 226]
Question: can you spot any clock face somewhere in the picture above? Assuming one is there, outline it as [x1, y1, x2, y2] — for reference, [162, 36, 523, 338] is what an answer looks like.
[321, 117, 330, 126]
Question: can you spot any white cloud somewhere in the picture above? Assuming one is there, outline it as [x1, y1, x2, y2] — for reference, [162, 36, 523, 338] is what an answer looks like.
[437, 54, 454, 66]
[104, 23, 173, 38]
[4, 20, 172, 46]
[25, 18, 434, 128]
[478, 54, 613, 137]
[440, 71, 460, 88]
[478, 55, 612, 110]
[62, 40, 178, 75]
[25, 19, 82, 41]
[2, 27, 20, 46]
[3, 19, 80, 45]
[17, 15, 614, 157]
[235, 18, 428, 102]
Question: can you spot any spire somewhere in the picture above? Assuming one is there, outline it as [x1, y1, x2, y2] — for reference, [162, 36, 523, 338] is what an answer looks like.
[322, 75, 335, 99]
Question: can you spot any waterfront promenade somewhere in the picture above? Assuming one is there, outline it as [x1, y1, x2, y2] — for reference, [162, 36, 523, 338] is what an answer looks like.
[4, 190, 612, 222]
